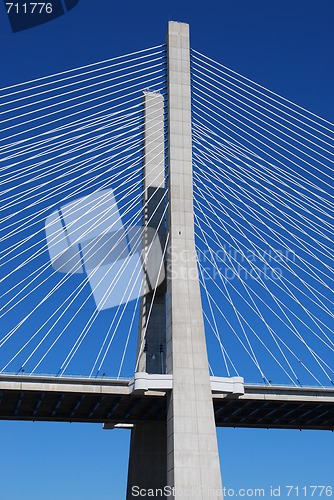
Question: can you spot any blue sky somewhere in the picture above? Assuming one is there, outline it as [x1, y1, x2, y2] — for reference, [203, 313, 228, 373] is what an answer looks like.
[1, 0, 334, 498]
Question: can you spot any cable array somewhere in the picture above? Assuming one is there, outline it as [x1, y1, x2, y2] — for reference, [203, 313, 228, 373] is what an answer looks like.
[0, 46, 167, 378]
[191, 49, 334, 386]
[2, 42, 333, 388]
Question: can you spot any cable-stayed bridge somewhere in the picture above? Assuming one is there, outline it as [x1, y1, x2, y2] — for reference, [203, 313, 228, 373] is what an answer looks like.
[1, 21, 334, 499]
[1, 373, 334, 431]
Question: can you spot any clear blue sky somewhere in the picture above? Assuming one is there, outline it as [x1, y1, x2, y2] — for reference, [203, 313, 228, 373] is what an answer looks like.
[0, 1, 334, 498]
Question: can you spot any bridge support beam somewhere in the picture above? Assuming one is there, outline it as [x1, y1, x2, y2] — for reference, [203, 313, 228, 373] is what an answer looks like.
[166, 21, 223, 498]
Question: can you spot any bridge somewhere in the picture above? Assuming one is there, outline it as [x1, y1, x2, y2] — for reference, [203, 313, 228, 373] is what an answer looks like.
[1, 20, 334, 500]
[1, 374, 334, 431]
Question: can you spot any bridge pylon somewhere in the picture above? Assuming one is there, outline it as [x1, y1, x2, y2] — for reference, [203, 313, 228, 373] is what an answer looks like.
[127, 22, 223, 500]
[126, 90, 168, 498]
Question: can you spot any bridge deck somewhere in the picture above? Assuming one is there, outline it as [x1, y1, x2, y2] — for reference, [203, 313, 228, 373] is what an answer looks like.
[0, 375, 334, 430]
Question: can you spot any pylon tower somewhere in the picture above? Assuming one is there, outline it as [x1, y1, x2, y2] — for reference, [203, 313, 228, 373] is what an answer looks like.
[127, 21, 223, 500]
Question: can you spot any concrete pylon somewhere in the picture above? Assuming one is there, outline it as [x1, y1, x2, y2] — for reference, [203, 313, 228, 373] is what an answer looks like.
[127, 91, 167, 499]
[166, 21, 223, 498]
[136, 91, 166, 375]
[127, 22, 223, 499]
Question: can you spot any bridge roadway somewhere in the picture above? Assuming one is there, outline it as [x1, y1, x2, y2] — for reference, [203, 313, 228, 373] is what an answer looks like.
[0, 373, 334, 430]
